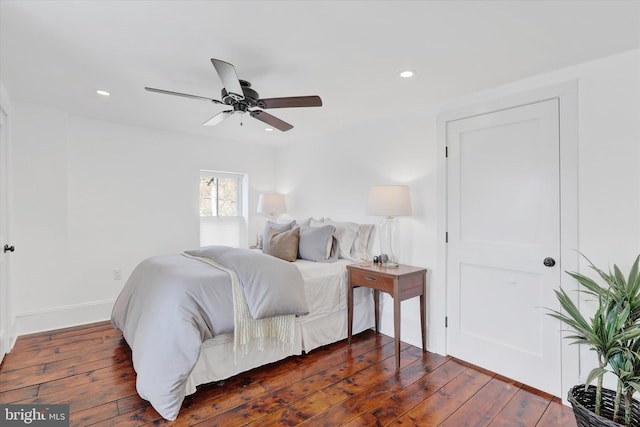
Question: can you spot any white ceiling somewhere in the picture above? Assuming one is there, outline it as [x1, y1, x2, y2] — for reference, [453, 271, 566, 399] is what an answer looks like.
[1, 0, 639, 145]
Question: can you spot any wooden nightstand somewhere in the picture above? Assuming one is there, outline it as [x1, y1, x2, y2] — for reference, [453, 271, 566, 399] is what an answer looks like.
[347, 262, 427, 371]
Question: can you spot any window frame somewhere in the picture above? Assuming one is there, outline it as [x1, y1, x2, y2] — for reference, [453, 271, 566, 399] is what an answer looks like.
[199, 170, 244, 218]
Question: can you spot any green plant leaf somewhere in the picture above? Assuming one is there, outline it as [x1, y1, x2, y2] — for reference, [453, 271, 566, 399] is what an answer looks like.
[614, 265, 626, 289]
[566, 271, 606, 296]
[627, 256, 640, 288]
[586, 367, 609, 386]
[626, 380, 640, 394]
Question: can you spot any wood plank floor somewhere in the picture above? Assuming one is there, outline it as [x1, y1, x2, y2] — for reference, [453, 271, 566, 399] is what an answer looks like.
[0, 321, 577, 426]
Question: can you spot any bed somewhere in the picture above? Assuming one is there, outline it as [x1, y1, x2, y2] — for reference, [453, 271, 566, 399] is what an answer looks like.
[111, 219, 376, 421]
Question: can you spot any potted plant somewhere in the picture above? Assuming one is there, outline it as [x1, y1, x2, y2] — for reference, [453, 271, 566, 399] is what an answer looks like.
[548, 254, 640, 427]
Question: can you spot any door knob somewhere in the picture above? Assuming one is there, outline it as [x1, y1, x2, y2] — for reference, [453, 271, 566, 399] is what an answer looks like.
[4, 244, 15, 253]
[543, 257, 556, 267]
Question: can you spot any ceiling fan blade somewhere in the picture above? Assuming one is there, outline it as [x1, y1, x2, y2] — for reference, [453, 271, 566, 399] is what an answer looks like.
[202, 110, 234, 126]
[145, 87, 224, 104]
[258, 96, 323, 109]
[250, 110, 293, 132]
[210, 58, 244, 101]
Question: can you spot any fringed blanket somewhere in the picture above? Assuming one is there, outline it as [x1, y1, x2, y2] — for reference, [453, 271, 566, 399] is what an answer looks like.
[183, 247, 308, 355]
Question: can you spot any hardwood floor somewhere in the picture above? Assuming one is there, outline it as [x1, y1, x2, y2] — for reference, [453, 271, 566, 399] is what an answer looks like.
[0, 321, 577, 426]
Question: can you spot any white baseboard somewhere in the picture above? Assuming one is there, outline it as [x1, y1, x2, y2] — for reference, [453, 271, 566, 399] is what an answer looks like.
[15, 299, 116, 336]
[379, 310, 446, 356]
[379, 311, 422, 350]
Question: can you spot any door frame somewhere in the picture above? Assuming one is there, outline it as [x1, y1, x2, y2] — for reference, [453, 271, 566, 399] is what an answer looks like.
[0, 81, 15, 359]
[435, 80, 579, 402]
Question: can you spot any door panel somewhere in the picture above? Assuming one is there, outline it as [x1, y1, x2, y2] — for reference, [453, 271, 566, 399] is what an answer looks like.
[446, 99, 561, 396]
[459, 118, 544, 245]
[460, 263, 543, 356]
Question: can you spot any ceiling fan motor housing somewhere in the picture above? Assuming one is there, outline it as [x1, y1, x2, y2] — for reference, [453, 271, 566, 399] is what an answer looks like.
[221, 80, 259, 108]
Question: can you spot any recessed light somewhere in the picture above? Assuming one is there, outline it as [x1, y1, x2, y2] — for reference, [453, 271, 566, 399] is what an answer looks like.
[400, 71, 414, 78]
[265, 128, 273, 132]
[96, 90, 110, 96]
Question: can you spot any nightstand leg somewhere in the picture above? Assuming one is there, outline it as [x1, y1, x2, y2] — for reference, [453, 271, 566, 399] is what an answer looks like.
[420, 293, 426, 352]
[394, 294, 401, 372]
[348, 284, 353, 346]
[373, 289, 380, 334]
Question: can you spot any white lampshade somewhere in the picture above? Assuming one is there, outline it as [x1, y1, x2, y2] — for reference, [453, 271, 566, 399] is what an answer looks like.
[366, 185, 412, 268]
[366, 185, 412, 217]
[257, 193, 286, 217]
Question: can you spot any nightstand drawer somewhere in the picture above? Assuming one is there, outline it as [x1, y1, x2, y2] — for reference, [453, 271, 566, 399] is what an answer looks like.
[349, 269, 394, 293]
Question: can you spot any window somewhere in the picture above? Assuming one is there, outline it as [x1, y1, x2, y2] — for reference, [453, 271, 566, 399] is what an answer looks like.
[199, 173, 242, 217]
[199, 171, 247, 248]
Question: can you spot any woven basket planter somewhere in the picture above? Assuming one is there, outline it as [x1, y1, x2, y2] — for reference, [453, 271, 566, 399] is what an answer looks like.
[568, 385, 640, 427]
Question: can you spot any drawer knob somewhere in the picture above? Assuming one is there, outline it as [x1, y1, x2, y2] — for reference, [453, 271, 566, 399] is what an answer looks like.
[364, 276, 378, 281]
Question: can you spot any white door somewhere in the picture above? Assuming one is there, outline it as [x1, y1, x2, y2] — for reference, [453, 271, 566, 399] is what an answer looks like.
[0, 107, 10, 363]
[446, 99, 561, 396]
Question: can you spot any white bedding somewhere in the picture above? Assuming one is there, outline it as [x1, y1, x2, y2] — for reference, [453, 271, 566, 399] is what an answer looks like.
[112, 248, 374, 419]
[297, 259, 352, 320]
[185, 258, 374, 394]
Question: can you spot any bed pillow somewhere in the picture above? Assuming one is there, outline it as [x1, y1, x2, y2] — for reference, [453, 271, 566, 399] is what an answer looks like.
[258, 220, 295, 249]
[309, 217, 325, 227]
[352, 224, 376, 261]
[263, 227, 300, 262]
[323, 220, 359, 260]
[298, 225, 339, 263]
[294, 217, 311, 227]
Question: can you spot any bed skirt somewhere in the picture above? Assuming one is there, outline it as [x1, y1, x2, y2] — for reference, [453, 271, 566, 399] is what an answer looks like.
[185, 287, 375, 394]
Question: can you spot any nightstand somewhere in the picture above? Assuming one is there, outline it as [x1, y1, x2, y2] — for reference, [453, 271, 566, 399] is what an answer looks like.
[347, 262, 427, 371]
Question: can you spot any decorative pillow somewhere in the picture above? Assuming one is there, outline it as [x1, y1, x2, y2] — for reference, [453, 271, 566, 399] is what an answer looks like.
[351, 224, 376, 261]
[309, 217, 325, 227]
[364, 224, 376, 258]
[298, 225, 338, 263]
[294, 218, 311, 227]
[263, 227, 300, 262]
[323, 220, 359, 260]
[276, 218, 296, 225]
[258, 220, 295, 249]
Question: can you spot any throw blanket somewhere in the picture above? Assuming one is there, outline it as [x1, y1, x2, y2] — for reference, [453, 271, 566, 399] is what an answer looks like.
[184, 246, 309, 354]
[111, 246, 309, 421]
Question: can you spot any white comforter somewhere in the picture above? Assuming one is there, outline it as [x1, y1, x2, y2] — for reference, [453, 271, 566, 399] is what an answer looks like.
[111, 246, 308, 420]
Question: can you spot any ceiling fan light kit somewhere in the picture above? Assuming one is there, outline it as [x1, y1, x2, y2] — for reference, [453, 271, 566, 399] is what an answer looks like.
[145, 58, 322, 132]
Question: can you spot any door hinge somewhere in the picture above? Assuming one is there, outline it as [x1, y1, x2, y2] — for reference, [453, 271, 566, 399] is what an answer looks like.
[445, 232, 448, 243]
[445, 146, 448, 158]
[445, 316, 448, 328]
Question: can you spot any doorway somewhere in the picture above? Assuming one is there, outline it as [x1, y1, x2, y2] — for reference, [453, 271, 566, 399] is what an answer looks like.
[437, 81, 579, 399]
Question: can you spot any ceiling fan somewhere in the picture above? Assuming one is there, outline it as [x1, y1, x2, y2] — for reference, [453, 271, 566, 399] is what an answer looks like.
[145, 58, 322, 132]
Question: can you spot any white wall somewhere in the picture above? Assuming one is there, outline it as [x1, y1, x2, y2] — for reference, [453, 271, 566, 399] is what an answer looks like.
[276, 109, 439, 349]
[11, 103, 276, 333]
[276, 49, 640, 386]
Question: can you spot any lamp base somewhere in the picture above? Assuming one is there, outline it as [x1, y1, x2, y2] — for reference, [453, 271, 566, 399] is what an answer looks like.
[379, 217, 400, 268]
